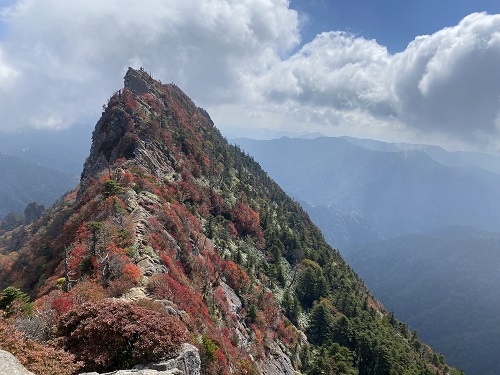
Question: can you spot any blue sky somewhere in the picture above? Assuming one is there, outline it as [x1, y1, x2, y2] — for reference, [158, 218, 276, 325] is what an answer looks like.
[0, 1, 500, 153]
[292, 0, 500, 53]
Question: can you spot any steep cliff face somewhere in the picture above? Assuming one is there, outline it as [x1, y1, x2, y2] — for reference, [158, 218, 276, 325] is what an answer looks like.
[80, 68, 207, 192]
[0, 68, 461, 375]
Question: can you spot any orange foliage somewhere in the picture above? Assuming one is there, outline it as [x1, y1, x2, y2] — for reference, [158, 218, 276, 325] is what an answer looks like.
[70, 280, 106, 305]
[121, 263, 140, 284]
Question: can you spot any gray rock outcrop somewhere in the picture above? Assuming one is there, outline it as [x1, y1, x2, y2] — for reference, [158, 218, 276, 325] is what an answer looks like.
[23, 202, 45, 224]
[260, 343, 295, 375]
[136, 255, 168, 277]
[134, 343, 200, 375]
[124, 67, 151, 96]
[0, 350, 35, 375]
[219, 281, 242, 315]
[80, 343, 200, 375]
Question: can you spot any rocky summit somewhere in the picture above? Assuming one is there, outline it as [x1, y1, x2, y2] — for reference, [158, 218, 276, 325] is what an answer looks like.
[0, 68, 462, 374]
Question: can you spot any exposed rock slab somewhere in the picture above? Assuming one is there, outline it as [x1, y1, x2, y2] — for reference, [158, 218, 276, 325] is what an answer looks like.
[80, 344, 200, 375]
[0, 350, 35, 375]
[136, 255, 167, 277]
[219, 281, 242, 315]
[217, 281, 250, 348]
[260, 343, 295, 375]
[117, 286, 149, 301]
[135, 343, 200, 375]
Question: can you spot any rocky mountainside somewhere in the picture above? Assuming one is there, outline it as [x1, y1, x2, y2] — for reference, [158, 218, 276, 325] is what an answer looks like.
[0, 68, 460, 374]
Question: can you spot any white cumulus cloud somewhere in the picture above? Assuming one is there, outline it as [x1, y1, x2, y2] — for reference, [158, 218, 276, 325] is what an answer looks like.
[0, 47, 19, 91]
[244, 12, 500, 150]
[395, 13, 500, 141]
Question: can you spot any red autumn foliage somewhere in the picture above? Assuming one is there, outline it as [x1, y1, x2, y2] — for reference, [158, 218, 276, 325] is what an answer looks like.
[0, 318, 82, 375]
[55, 300, 188, 372]
[221, 260, 251, 294]
[121, 263, 141, 284]
[232, 202, 261, 236]
[159, 253, 186, 283]
[231, 202, 265, 247]
[147, 273, 210, 329]
[51, 295, 73, 318]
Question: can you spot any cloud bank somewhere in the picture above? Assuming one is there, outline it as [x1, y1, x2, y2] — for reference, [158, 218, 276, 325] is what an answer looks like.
[249, 12, 500, 149]
[0, 1, 500, 151]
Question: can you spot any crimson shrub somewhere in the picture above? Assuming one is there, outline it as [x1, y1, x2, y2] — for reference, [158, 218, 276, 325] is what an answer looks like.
[55, 300, 187, 372]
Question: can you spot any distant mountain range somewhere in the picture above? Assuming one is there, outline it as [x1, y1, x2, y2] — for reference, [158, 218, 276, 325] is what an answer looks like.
[341, 136, 500, 175]
[0, 126, 92, 175]
[234, 136, 500, 249]
[234, 135, 500, 375]
[345, 226, 500, 375]
[0, 153, 76, 219]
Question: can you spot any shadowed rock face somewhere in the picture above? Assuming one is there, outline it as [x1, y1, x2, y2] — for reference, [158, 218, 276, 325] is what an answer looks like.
[0, 350, 35, 375]
[79, 103, 131, 192]
[124, 67, 151, 96]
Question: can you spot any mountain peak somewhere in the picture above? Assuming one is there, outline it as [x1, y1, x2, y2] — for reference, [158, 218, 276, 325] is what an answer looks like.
[124, 67, 152, 96]
[79, 67, 214, 197]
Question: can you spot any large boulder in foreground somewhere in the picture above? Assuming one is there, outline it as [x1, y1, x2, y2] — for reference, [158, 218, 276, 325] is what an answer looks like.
[0, 350, 35, 375]
[80, 343, 200, 375]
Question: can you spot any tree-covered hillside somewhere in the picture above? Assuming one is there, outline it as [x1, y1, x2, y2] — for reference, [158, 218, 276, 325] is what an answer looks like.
[346, 226, 500, 375]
